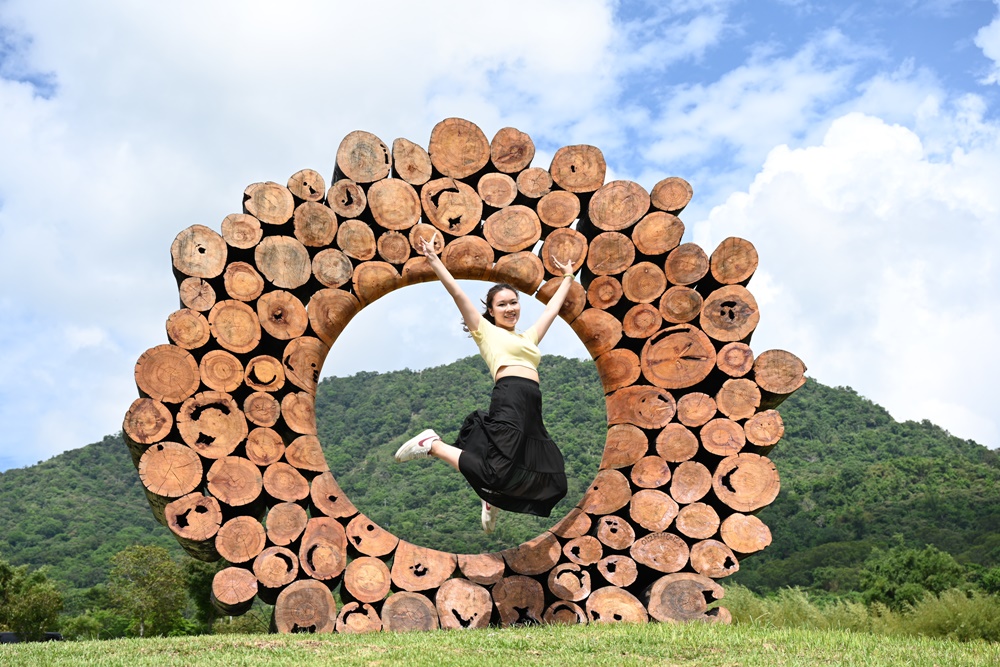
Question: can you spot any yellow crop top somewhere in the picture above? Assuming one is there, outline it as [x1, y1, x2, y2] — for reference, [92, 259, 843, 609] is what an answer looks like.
[470, 318, 541, 380]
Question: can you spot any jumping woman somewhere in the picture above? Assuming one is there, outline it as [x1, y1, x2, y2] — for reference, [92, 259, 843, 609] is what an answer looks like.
[394, 233, 577, 533]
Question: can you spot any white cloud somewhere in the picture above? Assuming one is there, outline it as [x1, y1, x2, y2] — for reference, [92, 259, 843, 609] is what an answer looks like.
[975, 0, 1000, 83]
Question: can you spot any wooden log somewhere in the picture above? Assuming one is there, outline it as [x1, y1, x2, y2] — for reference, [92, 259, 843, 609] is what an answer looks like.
[428, 117, 490, 179]
[663, 243, 709, 286]
[441, 235, 494, 279]
[659, 286, 703, 324]
[622, 261, 667, 304]
[586, 587, 648, 624]
[490, 251, 545, 294]
[501, 532, 561, 576]
[478, 172, 518, 208]
[420, 178, 483, 236]
[670, 461, 713, 504]
[544, 601, 588, 625]
[600, 424, 648, 470]
[606, 385, 676, 430]
[564, 536, 603, 566]
[436, 578, 492, 629]
[596, 515, 636, 551]
[215, 515, 267, 564]
[483, 205, 541, 252]
[632, 212, 684, 257]
[313, 248, 354, 289]
[246, 427, 284, 466]
[179, 277, 216, 312]
[645, 573, 725, 623]
[379, 230, 415, 264]
[211, 567, 258, 616]
[587, 275, 623, 310]
[710, 237, 758, 285]
[589, 180, 650, 232]
[207, 456, 263, 507]
[368, 178, 421, 231]
[656, 423, 702, 462]
[587, 232, 635, 276]
[244, 392, 280, 428]
[390, 541, 457, 592]
[273, 579, 337, 633]
[700, 418, 746, 457]
[630, 456, 671, 489]
[640, 324, 716, 389]
[244, 182, 295, 225]
[551, 507, 593, 540]
[123, 397, 172, 453]
[622, 304, 662, 339]
[579, 469, 632, 515]
[382, 591, 438, 632]
[629, 489, 679, 533]
[208, 300, 261, 354]
[346, 514, 399, 557]
[493, 576, 544, 626]
[165, 492, 221, 561]
[516, 167, 552, 199]
[457, 553, 506, 585]
[595, 348, 640, 393]
[138, 443, 203, 509]
[166, 309, 210, 350]
[335, 602, 382, 634]
[343, 556, 391, 604]
[134, 344, 200, 404]
[715, 379, 761, 421]
[263, 462, 310, 502]
[244, 355, 285, 393]
[257, 291, 309, 340]
[285, 434, 329, 473]
[549, 144, 606, 193]
[650, 176, 693, 213]
[310, 471, 358, 519]
[352, 260, 401, 305]
[548, 563, 591, 602]
[408, 223, 445, 254]
[491, 126, 534, 173]
[223, 262, 265, 302]
[172, 224, 227, 279]
[744, 409, 784, 449]
[630, 533, 689, 574]
[690, 539, 739, 578]
[719, 513, 772, 554]
[178, 391, 248, 459]
[401, 258, 434, 293]
[282, 337, 328, 394]
[336, 130, 390, 183]
[327, 179, 367, 218]
[299, 516, 348, 582]
[308, 288, 361, 346]
[537, 190, 580, 228]
[336, 219, 377, 260]
[717, 342, 754, 377]
[570, 309, 622, 357]
[753, 350, 807, 408]
[536, 276, 586, 322]
[675, 502, 720, 540]
[713, 454, 780, 512]
[265, 501, 308, 547]
[675, 394, 717, 429]
[539, 227, 588, 276]
[255, 236, 312, 289]
[287, 168, 326, 202]
[597, 555, 638, 588]
[700, 285, 760, 343]
[391, 137, 432, 186]
[254, 546, 299, 592]
[221, 213, 263, 250]
[293, 201, 338, 247]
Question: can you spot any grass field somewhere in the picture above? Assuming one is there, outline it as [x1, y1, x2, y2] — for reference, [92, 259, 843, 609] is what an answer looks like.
[2, 622, 997, 667]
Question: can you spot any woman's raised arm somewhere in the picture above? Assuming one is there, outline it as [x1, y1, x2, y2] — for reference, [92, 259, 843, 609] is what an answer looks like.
[419, 232, 481, 332]
[532, 258, 576, 343]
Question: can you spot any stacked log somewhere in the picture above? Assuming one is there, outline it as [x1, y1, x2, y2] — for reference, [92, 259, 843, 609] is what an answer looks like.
[126, 117, 805, 633]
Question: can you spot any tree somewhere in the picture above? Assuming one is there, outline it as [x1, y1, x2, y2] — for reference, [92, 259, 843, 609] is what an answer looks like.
[107, 545, 187, 637]
[0, 558, 63, 641]
[859, 542, 967, 609]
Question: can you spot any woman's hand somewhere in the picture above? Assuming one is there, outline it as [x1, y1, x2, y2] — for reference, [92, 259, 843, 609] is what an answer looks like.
[552, 256, 575, 277]
[419, 231, 442, 263]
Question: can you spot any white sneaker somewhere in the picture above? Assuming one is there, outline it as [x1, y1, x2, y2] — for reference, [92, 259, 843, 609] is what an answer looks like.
[481, 500, 499, 534]
[394, 429, 438, 462]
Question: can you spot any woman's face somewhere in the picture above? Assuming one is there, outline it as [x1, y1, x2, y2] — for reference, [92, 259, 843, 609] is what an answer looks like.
[489, 289, 520, 331]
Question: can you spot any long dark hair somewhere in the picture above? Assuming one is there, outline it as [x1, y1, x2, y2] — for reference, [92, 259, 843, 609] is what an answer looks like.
[463, 283, 518, 332]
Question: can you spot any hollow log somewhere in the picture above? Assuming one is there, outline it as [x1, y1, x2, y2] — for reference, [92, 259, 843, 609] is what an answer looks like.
[539, 227, 588, 277]
[327, 179, 367, 218]
[391, 137, 432, 185]
[491, 126, 534, 173]
[165, 492, 222, 561]
[536, 276, 587, 322]
[670, 461, 713, 504]
[549, 144, 606, 193]
[690, 539, 739, 578]
[263, 462, 310, 502]
[287, 168, 326, 202]
[179, 277, 216, 312]
[221, 213, 263, 250]
[166, 309, 210, 350]
[292, 201, 338, 247]
[632, 212, 684, 257]
[369, 178, 421, 231]
[710, 236, 758, 285]
[172, 224, 227, 279]
[282, 337, 328, 394]
[650, 176, 693, 213]
[713, 454, 780, 512]
[700, 285, 760, 343]
[663, 243, 709, 286]
[436, 578, 492, 630]
[138, 442, 203, 509]
[336, 602, 382, 634]
[428, 117, 490, 179]
[244, 392, 280, 428]
[477, 172, 518, 209]
[336, 130, 390, 183]
[595, 348, 640, 394]
[343, 556, 391, 604]
[622, 304, 662, 339]
[246, 427, 284, 466]
[719, 513, 772, 555]
[312, 249, 354, 289]
[537, 190, 580, 228]
[273, 580, 337, 633]
[597, 555, 638, 588]
[629, 489, 679, 533]
[178, 391, 247, 459]
[675, 394, 717, 429]
[244, 182, 295, 225]
[211, 567, 258, 616]
[586, 232, 635, 276]
[299, 517, 348, 582]
[570, 309, 622, 358]
[630, 456, 671, 490]
[717, 342, 754, 378]
[483, 205, 541, 253]
[457, 553, 505, 586]
[674, 503, 720, 540]
[382, 592, 439, 633]
[744, 409, 784, 450]
[659, 286, 703, 324]
[307, 288, 361, 346]
[208, 300, 261, 354]
[544, 601, 588, 625]
[579, 469, 632, 515]
[715, 379, 761, 421]
[516, 167, 552, 199]
[548, 563, 591, 602]
[216, 516, 267, 564]
[606, 385, 676, 430]
[563, 535, 603, 566]
[336, 219, 377, 261]
[391, 541, 457, 592]
[753, 350, 807, 409]
[640, 324, 716, 389]
[622, 261, 667, 304]
[501, 532, 561, 576]
[600, 424, 648, 470]
[352, 260, 401, 305]
[244, 355, 285, 393]
[346, 514, 399, 557]
[596, 515, 636, 551]
[134, 344, 200, 404]
[254, 546, 299, 591]
[493, 576, 544, 626]
[223, 262, 265, 302]
[587, 276, 623, 310]
[265, 501, 308, 547]
[310, 471, 358, 519]
[123, 397, 172, 452]
[420, 178, 483, 237]
[207, 456, 263, 507]
[631, 533, 689, 574]
[586, 587, 648, 624]
[551, 507, 593, 540]
[644, 573, 726, 623]
[700, 418, 746, 457]
[490, 251, 545, 294]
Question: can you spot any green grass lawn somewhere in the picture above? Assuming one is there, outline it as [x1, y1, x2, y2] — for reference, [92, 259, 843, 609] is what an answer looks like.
[2, 622, 997, 667]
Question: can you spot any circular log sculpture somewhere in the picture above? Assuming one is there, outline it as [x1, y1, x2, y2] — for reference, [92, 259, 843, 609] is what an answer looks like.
[124, 118, 805, 632]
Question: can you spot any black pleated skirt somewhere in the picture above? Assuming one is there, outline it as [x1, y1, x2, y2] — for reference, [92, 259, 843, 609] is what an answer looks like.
[455, 376, 568, 517]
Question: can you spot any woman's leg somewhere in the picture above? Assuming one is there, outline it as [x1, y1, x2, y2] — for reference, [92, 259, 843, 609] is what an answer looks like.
[429, 439, 463, 472]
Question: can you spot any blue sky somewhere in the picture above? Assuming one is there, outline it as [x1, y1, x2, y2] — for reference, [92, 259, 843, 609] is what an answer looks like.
[1, 0, 999, 470]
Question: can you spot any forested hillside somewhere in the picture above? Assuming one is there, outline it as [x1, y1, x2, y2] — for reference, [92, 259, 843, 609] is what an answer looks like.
[0, 354, 997, 601]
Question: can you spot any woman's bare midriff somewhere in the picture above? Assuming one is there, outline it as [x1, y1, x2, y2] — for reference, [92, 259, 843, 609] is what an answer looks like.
[495, 365, 539, 383]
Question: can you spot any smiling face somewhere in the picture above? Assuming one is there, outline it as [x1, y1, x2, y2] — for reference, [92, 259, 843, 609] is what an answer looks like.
[488, 288, 520, 331]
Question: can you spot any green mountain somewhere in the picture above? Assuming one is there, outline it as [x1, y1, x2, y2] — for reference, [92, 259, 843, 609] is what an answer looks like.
[0, 355, 997, 600]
